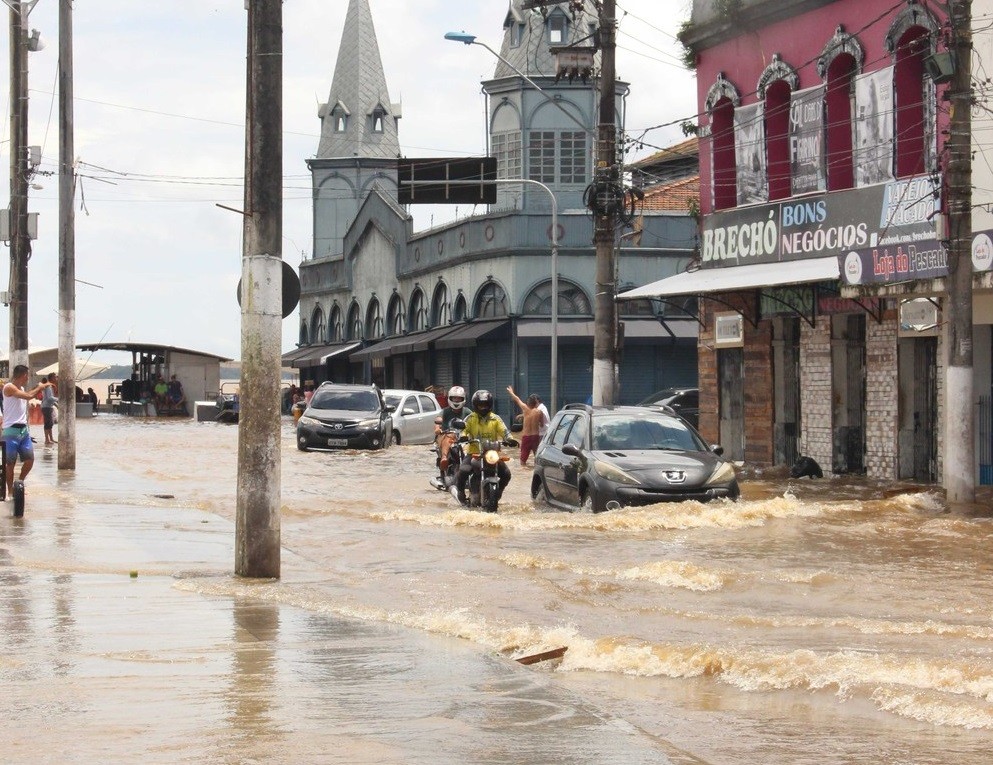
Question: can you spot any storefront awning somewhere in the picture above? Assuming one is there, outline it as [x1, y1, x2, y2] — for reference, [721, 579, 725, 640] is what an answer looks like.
[286, 342, 361, 368]
[617, 256, 841, 300]
[516, 318, 697, 339]
[349, 335, 410, 362]
[392, 325, 461, 355]
[434, 319, 510, 350]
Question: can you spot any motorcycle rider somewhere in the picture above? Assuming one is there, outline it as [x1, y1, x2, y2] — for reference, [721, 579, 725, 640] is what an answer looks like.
[456, 389, 511, 506]
[434, 385, 466, 479]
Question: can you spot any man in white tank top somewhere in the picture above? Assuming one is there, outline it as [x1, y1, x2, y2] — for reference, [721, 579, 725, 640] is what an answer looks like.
[2, 364, 52, 496]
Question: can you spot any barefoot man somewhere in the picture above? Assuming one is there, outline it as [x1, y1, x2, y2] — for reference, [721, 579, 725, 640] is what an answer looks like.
[506, 385, 547, 468]
[2, 365, 52, 496]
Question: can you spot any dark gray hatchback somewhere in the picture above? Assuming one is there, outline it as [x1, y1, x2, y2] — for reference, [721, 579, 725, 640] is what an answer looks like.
[531, 405, 739, 513]
[296, 383, 394, 451]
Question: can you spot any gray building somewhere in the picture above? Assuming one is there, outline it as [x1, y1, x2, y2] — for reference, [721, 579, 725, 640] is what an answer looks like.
[284, 0, 698, 422]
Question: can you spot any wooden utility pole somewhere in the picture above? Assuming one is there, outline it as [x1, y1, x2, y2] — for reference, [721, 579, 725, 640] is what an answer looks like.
[8, 1, 28, 371]
[57, 0, 76, 470]
[235, 0, 283, 578]
[944, 0, 975, 505]
[591, 0, 619, 405]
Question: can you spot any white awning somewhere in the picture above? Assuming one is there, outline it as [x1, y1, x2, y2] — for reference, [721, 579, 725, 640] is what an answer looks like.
[618, 256, 841, 299]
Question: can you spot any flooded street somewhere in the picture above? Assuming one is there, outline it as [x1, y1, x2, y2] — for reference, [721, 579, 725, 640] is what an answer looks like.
[2, 415, 993, 763]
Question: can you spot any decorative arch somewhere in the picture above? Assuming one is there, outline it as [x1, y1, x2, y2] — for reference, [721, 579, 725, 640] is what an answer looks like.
[522, 279, 591, 316]
[474, 281, 509, 319]
[310, 305, 326, 344]
[329, 303, 343, 343]
[817, 25, 865, 79]
[408, 288, 427, 332]
[346, 301, 362, 342]
[386, 292, 405, 337]
[365, 297, 383, 340]
[431, 281, 450, 327]
[705, 72, 740, 112]
[453, 292, 468, 323]
[298, 320, 309, 345]
[885, 2, 939, 55]
[756, 53, 799, 99]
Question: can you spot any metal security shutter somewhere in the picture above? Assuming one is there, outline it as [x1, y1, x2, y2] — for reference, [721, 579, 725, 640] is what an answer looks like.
[433, 350, 454, 390]
[525, 344, 551, 406]
[561, 345, 592, 407]
[620, 346, 656, 405]
[474, 343, 514, 422]
[659, 341, 698, 389]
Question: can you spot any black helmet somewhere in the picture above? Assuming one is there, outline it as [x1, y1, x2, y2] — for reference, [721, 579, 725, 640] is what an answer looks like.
[471, 389, 493, 416]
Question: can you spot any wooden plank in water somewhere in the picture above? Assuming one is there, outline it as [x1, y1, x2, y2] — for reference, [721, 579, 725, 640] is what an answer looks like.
[515, 646, 567, 665]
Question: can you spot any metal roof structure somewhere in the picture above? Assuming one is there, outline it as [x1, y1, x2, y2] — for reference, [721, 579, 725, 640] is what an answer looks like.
[75, 342, 231, 362]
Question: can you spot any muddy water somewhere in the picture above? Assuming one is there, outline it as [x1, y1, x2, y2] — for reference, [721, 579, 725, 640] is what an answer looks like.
[9, 416, 993, 763]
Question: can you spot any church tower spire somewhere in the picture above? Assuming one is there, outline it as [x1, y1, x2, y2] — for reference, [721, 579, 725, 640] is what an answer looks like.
[317, 0, 400, 159]
[310, 0, 401, 261]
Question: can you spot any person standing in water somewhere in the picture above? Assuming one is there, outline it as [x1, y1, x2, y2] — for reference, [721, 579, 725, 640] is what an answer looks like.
[2, 365, 52, 496]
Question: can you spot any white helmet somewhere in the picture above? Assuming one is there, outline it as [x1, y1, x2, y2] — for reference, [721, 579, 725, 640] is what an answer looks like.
[447, 385, 466, 410]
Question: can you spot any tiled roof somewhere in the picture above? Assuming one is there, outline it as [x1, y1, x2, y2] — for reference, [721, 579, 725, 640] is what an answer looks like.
[638, 175, 700, 213]
[317, 0, 400, 160]
[628, 137, 699, 170]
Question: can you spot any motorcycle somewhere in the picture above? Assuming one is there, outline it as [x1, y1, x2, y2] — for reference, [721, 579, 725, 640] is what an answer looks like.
[429, 422, 465, 495]
[461, 435, 518, 513]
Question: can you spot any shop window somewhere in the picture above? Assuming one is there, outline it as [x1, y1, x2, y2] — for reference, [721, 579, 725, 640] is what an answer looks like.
[711, 97, 736, 210]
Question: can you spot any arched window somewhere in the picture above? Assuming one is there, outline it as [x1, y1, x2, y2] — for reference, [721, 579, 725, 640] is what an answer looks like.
[386, 293, 405, 337]
[365, 298, 383, 340]
[329, 304, 343, 343]
[408, 288, 427, 332]
[453, 292, 468, 323]
[522, 279, 591, 315]
[431, 282, 450, 327]
[819, 26, 864, 192]
[706, 74, 740, 211]
[309, 306, 326, 345]
[331, 102, 349, 133]
[371, 105, 387, 134]
[894, 28, 931, 177]
[758, 55, 798, 201]
[346, 302, 362, 342]
[298, 320, 309, 345]
[474, 281, 508, 318]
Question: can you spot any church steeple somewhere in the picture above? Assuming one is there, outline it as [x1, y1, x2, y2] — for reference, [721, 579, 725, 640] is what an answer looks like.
[317, 0, 400, 159]
[495, 1, 600, 78]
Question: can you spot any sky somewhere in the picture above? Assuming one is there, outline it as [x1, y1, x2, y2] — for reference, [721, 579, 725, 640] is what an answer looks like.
[0, 0, 697, 363]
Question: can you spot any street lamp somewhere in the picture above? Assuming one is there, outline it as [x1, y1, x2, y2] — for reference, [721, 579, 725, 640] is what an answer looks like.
[444, 31, 564, 414]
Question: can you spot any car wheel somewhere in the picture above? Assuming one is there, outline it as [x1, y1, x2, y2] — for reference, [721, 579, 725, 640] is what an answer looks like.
[579, 484, 606, 513]
[392, 430, 401, 445]
[531, 475, 547, 503]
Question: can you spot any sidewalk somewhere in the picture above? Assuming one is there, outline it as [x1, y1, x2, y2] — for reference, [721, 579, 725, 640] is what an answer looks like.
[0, 467, 683, 765]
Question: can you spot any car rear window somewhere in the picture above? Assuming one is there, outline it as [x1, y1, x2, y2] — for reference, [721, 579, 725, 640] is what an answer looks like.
[311, 390, 380, 411]
[593, 413, 703, 451]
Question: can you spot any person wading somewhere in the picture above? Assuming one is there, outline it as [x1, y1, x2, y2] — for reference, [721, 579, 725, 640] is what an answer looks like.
[506, 385, 544, 468]
[2, 365, 52, 496]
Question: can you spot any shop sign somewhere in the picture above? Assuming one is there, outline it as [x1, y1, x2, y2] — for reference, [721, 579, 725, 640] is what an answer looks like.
[840, 239, 947, 286]
[899, 298, 939, 337]
[714, 313, 744, 347]
[759, 286, 815, 319]
[790, 85, 825, 196]
[973, 231, 993, 272]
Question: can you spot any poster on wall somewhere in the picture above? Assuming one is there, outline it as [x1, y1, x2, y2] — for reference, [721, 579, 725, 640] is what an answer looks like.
[854, 67, 895, 187]
[734, 102, 767, 206]
[790, 85, 826, 195]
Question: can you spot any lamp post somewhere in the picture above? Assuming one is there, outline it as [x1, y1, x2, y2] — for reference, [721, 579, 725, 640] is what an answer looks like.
[445, 31, 572, 415]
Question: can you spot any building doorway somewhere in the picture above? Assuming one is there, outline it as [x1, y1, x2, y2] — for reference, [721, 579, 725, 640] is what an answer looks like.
[773, 317, 801, 467]
[832, 314, 866, 474]
[718, 347, 745, 461]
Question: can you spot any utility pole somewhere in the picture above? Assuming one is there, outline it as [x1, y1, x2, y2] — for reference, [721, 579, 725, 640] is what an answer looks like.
[944, 0, 975, 505]
[235, 0, 283, 578]
[57, 0, 75, 470]
[8, 0, 29, 372]
[591, 0, 619, 405]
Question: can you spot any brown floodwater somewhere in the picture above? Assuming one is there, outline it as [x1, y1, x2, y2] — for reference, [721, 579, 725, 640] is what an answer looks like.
[2, 415, 992, 764]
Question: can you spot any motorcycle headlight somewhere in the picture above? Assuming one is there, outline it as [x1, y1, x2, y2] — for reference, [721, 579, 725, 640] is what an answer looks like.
[592, 460, 640, 485]
[357, 418, 381, 430]
[298, 415, 319, 427]
[704, 461, 736, 487]
[484, 449, 501, 465]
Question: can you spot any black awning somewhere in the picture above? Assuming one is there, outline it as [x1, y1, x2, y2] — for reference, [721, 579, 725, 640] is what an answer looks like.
[288, 342, 361, 368]
[349, 335, 410, 362]
[434, 319, 510, 350]
[393, 325, 462, 355]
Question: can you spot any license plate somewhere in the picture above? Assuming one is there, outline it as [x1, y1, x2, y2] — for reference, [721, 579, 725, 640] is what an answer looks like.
[327, 438, 348, 447]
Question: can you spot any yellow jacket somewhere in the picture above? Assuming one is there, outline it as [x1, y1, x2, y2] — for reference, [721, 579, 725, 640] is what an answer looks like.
[461, 411, 509, 455]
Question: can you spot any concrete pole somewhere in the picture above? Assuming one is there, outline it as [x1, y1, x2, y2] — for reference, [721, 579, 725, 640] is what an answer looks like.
[944, 0, 975, 505]
[235, 0, 282, 578]
[8, 1, 28, 371]
[592, 0, 618, 406]
[57, 0, 76, 470]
